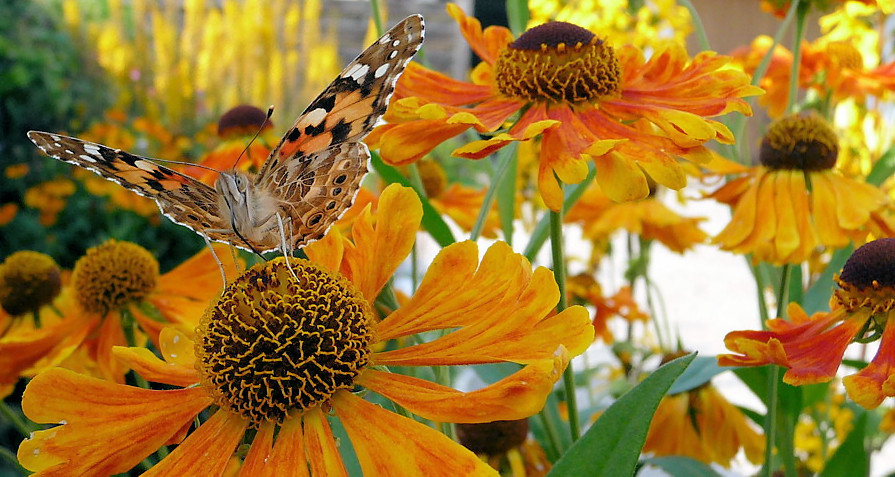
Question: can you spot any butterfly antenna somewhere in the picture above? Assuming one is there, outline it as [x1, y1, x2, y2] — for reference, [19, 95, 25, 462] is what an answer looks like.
[232, 105, 274, 170]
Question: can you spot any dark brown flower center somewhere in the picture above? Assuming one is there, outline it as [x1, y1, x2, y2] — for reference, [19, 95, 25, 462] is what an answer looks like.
[217, 104, 272, 137]
[71, 240, 158, 315]
[759, 113, 839, 171]
[834, 238, 895, 315]
[457, 419, 529, 456]
[494, 22, 620, 103]
[0, 251, 62, 316]
[195, 257, 373, 426]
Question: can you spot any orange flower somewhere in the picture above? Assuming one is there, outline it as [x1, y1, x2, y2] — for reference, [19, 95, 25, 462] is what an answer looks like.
[566, 182, 708, 253]
[644, 382, 764, 466]
[368, 4, 760, 209]
[568, 274, 648, 343]
[23, 178, 75, 226]
[17, 184, 594, 476]
[0, 242, 237, 387]
[720, 238, 895, 409]
[735, 34, 895, 117]
[709, 114, 894, 264]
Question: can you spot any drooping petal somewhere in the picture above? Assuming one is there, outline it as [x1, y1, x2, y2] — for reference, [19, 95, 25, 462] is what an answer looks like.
[341, 184, 422, 301]
[143, 410, 246, 477]
[843, 309, 895, 409]
[359, 351, 568, 423]
[18, 368, 212, 476]
[332, 391, 497, 476]
[303, 406, 349, 477]
[112, 345, 198, 387]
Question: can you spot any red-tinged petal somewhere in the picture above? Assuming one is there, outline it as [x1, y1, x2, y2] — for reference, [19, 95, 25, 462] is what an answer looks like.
[359, 352, 568, 423]
[342, 184, 422, 301]
[112, 346, 198, 387]
[446, 3, 513, 65]
[593, 150, 650, 202]
[332, 391, 497, 476]
[453, 119, 558, 159]
[18, 368, 212, 476]
[376, 120, 470, 166]
[303, 406, 348, 477]
[395, 62, 492, 105]
[143, 410, 247, 477]
[844, 310, 895, 409]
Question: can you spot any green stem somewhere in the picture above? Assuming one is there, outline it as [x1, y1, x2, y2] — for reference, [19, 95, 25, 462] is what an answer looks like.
[470, 143, 517, 241]
[369, 0, 384, 36]
[0, 401, 35, 437]
[120, 308, 149, 389]
[537, 407, 564, 458]
[763, 264, 792, 477]
[677, 0, 710, 51]
[785, 0, 809, 116]
[549, 197, 580, 441]
[31, 309, 41, 328]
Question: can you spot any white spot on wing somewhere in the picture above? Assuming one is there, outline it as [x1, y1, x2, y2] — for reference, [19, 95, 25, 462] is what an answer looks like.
[391, 39, 400, 47]
[134, 160, 157, 171]
[83, 143, 101, 156]
[78, 154, 97, 163]
[374, 63, 390, 79]
[303, 108, 328, 126]
[388, 50, 398, 60]
[345, 63, 370, 83]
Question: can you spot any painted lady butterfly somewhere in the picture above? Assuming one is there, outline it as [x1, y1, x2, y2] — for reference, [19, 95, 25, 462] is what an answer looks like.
[29, 15, 424, 254]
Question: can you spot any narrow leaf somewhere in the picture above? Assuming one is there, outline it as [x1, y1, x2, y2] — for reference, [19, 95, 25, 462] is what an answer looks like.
[524, 165, 595, 261]
[548, 353, 696, 477]
[640, 456, 722, 477]
[668, 356, 731, 395]
[866, 145, 895, 186]
[497, 153, 517, 245]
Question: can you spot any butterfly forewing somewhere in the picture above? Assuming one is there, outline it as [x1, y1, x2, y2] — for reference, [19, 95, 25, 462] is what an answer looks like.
[26, 131, 232, 243]
[27, 14, 425, 254]
[259, 14, 425, 178]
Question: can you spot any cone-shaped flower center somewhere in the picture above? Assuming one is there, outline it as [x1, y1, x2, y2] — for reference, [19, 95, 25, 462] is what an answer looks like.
[457, 419, 529, 456]
[0, 251, 62, 316]
[826, 41, 864, 70]
[217, 104, 272, 137]
[71, 240, 158, 315]
[195, 257, 372, 426]
[495, 21, 621, 103]
[834, 238, 895, 316]
[759, 113, 839, 171]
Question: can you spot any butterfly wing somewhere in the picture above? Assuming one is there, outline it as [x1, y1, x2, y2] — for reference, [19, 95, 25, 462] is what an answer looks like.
[257, 14, 425, 180]
[27, 131, 234, 243]
[270, 142, 369, 249]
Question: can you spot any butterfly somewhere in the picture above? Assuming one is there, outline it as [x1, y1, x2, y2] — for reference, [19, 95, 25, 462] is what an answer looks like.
[29, 14, 424, 255]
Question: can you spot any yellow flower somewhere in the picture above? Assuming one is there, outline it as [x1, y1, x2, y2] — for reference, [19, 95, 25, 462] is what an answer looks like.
[17, 185, 594, 475]
[23, 178, 76, 226]
[369, 4, 760, 209]
[709, 113, 894, 264]
[644, 378, 764, 466]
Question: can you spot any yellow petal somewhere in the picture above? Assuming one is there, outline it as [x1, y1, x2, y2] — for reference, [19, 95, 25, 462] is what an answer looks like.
[359, 351, 569, 423]
[333, 392, 497, 476]
[594, 151, 650, 202]
[303, 406, 349, 477]
[112, 345, 198, 387]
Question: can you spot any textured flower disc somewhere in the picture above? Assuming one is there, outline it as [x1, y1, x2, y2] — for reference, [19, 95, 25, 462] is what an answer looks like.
[495, 21, 621, 103]
[195, 257, 373, 426]
[759, 113, 839, 171]
[835, 238, 895, 315]
[71, 240, 158, 315]
[825, 41, 864, 70]
[0, 251, 62, 316]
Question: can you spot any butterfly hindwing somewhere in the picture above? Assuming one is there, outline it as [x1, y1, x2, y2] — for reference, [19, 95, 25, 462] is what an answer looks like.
[26, 131, 230, 242]
[259, 14, 425, 178]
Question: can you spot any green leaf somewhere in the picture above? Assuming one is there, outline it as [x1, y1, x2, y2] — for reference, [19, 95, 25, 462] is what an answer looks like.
[819, 410, 868, 477]
[803, 246, 851, 314]
[668, 356, 731, 395]
[866, 145, 895, 186]
[370, 153, 456, 247]
[505, 0, 530, 35]
[640, 456, 722, 477]
[547, 353, 696, 477]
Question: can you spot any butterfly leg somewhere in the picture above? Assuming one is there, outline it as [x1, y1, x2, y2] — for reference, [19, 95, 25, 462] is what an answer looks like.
[276, 212, 299, 281]
[202, 235, 228, 289]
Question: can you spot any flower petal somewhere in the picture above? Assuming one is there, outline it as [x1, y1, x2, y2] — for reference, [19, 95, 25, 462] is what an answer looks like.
[18, 368, 212, 476]
[446, 3, 513, 65]
[342, 184, 422, 301]
[151, 244, 235, 328]
[373, 120, 470, 166]
[359, 350, 568, 423]
[333, 391, 497, 476]
[303, 406, 349, 477]
[112, 345, 198, 387]
[239, 418, 308, 477]
[143, 410, 247, 476]
[843, 309, 895, 409]
[593, 150, 650, 202]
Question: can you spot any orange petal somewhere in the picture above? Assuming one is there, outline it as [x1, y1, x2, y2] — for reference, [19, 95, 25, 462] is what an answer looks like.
[239, 422, 275, 477]
[143, 410, 247, 476]
[332, 391, 497, 476]
[112, 345, 198, 387]
[239, 418, 308, 477]
[359, 351, 568, 423]
[304, 226, 345, 274]
[376, 120, 470, 166]
[446, 3, 513, 65]
[593, 150, 650, 202]
[844, 310, 895, 409]
[18, 368, 212, 476]
[94, 311, 128, 383]
[303, 406, 349, 477]
[152, 244, 236, 325]
[343, 184, 422, 301]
